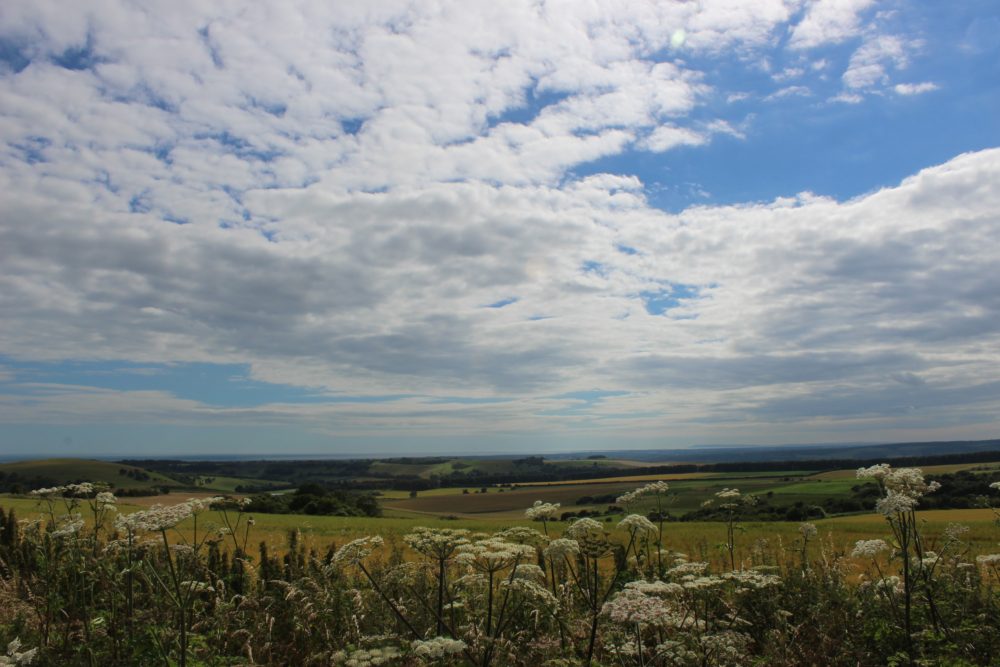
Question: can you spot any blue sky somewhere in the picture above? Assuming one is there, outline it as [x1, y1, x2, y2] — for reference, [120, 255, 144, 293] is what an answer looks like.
[1, 0, 999, 457]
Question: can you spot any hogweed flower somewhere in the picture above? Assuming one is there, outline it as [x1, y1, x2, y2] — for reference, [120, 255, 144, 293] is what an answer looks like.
[333, 536, 385, 565]
[566, 518, 613, 558]
[95, 491, 118, 509]
[455, 537, 534, 573]
[544, 538, 580, 560]
[1, 638, 38, 666]
[403, 527, 470, 560]
[497, 525, 549, 547]
[851, 539, 890, 559]
[875, 491, 918, 517]
[411, 637, 466, 660]
[624, 579, 684, 596]
[616, 480, 669, 507]
[857, 465, 940, 502]
[332, 645, 401, 666]
[50, 515, 85, 539]
[601, 587, 675, 626]
[525, 500, 561, 521]
[618, 513, 657, 537]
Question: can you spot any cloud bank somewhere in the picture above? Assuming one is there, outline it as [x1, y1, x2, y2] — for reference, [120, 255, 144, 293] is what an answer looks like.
[1, 0, 998, 453]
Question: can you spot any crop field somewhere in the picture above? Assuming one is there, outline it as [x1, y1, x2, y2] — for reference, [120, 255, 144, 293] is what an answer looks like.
[381, 472, 851, 518]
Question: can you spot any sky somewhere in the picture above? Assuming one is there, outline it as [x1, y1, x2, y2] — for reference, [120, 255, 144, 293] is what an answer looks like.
[1, 0, 999, 458]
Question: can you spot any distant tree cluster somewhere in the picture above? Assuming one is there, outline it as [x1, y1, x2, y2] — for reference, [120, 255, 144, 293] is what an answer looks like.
[245, 484, 380, 517]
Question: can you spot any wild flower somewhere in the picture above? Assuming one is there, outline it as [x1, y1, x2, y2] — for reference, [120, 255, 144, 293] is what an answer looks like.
[856, 464, 891, 481]
[682, 575, 725, 591]
[509, 563, 546, 581]
[50, 515, 85, 539]
[497, 525, 548, 546]
[403, 526, 470, 559]
[119, 503, 193, 532]
[990, 481, 1000, 491]
[667, 561, 710, 577]
[525, 500, 561, 521]
[0, 638, 38, 666]
[624, 579, 684, 596]
[618, 513, 657, 537]
[410, 637, 466, 660]
[857, 465, 940, 500]
[543, 538, 580, 559]
[95, 491, 117, 509]
[851, 539, 890, 559]
[455, 537, 534, 573]
[333, 645, 401, 666]
[721, 569, 782, 591]
[944, 522, 970, 541]
[601, 587, 675, 626]
[616, 480, 670, 507]
[876, 491, 918, 516]
[29, 486, 66, 498]
[65, 482, 95, 496]
[715, 488, 743, 502]
[566, 517, 604, 540]
[333, 536, 385, 565]
[799, 522, 817, 539]
[565, 518, 613, 558]
[500, 577, 559, 608]
[976, 554, 1000, 566]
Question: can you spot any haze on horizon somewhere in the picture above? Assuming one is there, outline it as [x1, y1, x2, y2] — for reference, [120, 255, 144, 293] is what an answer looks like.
[1, 0, 999, 458]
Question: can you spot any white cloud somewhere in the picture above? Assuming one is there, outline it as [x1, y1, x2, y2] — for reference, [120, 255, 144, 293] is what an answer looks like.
[0, 0, 996, 448]
[842, 34, 915, 90]
[789, 0, 877, 49]
[894, 81, 938, 95]
[765, 85, 812, 100]
[639, 125, 706, 152]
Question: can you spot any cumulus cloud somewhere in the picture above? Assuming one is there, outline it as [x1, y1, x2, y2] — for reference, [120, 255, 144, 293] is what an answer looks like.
[0, 0, 997, 449]
[789, 0, 877, 50]
[894, 81, 938, 95]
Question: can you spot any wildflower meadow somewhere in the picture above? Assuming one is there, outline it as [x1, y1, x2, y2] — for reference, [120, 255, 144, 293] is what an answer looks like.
[0, 468, 999, 665]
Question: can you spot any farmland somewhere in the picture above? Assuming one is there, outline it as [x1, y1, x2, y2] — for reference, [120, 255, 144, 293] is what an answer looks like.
[1, 455, 1000, 666]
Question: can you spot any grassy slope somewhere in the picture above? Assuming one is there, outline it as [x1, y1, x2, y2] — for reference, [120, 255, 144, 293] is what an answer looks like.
[0, 458, 180, 490]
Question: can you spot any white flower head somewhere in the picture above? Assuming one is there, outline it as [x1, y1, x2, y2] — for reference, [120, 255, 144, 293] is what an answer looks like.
[876, 491, 918, 516]
[544, 538, 580, 559]
[411, 637, 466, 660]
[525, 500, 561, 520]
[851, 539, 890, 559]
[617, 480, 669, 507]
[404, 527, 470, 559]
[618, 513, 657, 537]
[333, 536, 384, 565]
